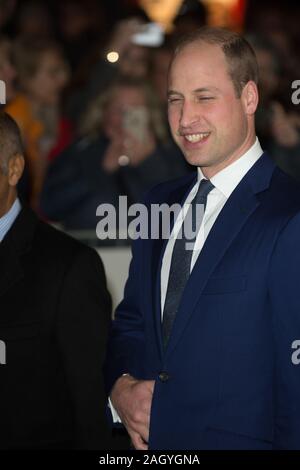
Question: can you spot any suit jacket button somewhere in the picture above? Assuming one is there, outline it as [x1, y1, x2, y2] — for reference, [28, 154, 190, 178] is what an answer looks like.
[159, 372, 170, 382]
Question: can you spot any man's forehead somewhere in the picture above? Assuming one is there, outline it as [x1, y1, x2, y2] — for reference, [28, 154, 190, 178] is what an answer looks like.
[171, 41, 225, 68]
[168, 42, 229, 84]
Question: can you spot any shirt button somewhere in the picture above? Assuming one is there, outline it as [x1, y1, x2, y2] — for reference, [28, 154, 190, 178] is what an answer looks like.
[158, 372, 170, 382]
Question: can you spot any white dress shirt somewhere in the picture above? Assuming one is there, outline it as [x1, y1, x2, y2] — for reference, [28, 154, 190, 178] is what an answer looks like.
[110, 137, 263, 422]
[0, 198, 21, 242]
[160, 137, 263, 315]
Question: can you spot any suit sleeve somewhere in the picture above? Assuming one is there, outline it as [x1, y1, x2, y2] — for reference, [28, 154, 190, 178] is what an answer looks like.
[103, 236, 146, 399]
[56, 246, 112, 449]
[268, 211, 300, 449]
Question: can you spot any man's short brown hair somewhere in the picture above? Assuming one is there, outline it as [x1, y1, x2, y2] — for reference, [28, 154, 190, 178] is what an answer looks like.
[0, 112, 24, 174]
[173, 26, 259, 97]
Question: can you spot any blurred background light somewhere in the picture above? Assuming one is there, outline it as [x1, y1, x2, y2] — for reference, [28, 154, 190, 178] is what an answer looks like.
[106, 51, 119, 63]
[139, 0, 245, 30]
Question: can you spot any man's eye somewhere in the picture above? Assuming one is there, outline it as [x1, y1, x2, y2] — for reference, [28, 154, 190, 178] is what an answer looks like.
[168, 98, 182, 104]
[197, 96, 214, 101]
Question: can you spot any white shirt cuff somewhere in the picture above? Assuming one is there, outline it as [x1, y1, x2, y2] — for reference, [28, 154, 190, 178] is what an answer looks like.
[108, 397, 122, 423]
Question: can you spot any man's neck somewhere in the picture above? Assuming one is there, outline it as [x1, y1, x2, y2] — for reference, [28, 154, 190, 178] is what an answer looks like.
[201, 133, 256, 180]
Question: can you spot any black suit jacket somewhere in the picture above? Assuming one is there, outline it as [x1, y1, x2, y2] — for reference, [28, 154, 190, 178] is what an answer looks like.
[0, 206, 112, 449]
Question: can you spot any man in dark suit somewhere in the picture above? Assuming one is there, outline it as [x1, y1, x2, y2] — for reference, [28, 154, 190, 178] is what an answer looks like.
[0, 112, 112, 449]
[104, 27, 300, 450]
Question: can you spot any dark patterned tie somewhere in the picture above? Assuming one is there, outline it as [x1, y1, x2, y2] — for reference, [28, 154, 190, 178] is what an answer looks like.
[162, 179, 214, 348]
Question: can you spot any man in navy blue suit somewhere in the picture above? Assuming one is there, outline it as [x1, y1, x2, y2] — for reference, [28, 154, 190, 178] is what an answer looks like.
[104, 27, 300, 450]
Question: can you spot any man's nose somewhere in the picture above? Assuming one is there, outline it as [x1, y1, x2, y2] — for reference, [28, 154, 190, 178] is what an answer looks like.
[179, 101, 200, 129]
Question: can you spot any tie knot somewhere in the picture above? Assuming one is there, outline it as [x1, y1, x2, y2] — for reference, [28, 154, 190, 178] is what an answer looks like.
[194, 179, 214, 203]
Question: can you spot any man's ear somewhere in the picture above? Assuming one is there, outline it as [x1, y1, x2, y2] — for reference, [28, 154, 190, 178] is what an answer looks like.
[8, 154, 25, 187]
[242, 81, 259, 115]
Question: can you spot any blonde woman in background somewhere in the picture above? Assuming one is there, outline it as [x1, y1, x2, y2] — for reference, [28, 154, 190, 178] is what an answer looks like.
[41, 76, 191, 232]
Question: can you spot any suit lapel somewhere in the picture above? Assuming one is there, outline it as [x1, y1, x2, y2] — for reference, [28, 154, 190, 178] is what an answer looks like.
[144, 173, 197, 358]
[163, 152, 276, 358]
[0, 206, 36, 299]
[0, 239, 23, 298]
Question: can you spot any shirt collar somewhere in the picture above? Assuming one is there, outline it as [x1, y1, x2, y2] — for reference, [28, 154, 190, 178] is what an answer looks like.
[0, 198, 22, 242]
[197, 137, 263, 198]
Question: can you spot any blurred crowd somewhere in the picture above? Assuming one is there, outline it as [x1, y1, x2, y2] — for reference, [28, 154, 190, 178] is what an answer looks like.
[0, 0, 299, 239]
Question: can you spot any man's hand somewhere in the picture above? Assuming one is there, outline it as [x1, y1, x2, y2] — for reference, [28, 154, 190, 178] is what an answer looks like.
[110, 375, 155, 450]
[102, 135, 124, 172]
[123, 132, 156, 167]
[102, 131, 156, 172]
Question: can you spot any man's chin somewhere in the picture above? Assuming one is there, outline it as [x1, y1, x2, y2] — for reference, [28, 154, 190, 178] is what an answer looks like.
[183, 152, 212, 168]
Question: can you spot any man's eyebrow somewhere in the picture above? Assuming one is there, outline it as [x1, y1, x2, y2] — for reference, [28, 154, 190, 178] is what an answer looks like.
[193, 87, 220, 93]
[167, 86, 220, 97]
[167, 90, 184, 97]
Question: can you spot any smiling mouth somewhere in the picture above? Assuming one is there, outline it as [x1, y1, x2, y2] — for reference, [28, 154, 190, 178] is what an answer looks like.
[183, 132, 211, 143]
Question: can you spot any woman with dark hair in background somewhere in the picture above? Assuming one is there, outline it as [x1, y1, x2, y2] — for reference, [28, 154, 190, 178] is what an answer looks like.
[0, 35, 16, 103]
[5, 38, 72, 208]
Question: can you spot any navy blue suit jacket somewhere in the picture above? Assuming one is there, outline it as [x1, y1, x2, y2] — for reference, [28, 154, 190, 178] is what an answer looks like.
[104, 153, 300, 449]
